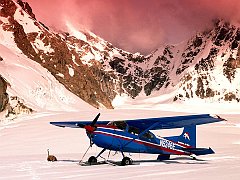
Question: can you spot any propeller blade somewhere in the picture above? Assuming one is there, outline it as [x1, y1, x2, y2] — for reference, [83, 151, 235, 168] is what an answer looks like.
[91, 113, 100, 126]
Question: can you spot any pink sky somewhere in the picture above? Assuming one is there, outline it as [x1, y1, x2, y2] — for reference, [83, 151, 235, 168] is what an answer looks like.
[26, 0, 240, 54]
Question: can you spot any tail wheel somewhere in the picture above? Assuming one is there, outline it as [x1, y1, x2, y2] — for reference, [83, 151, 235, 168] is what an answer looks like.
[88, 156, 97, 165]
[121, 157, 133, 166]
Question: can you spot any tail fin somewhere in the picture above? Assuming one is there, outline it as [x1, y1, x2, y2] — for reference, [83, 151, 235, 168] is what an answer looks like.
[178, 125, 196, 148]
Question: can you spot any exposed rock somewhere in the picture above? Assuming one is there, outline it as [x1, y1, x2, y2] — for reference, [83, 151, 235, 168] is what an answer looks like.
[223, 56, 237, 82]
[144, 67, 167, 96]
[0, 76, 34, 118]
[193, 36, 203, 48]
[10, 18, 40, 62]
[17, 0, 36, 20]
[195, 77, 205, 99]
[0, 76, 8, 112]
[195, 48, 217, 72]
[224, 92, 236, 101]
[109, 58, 127, 74]
[0, 0, 17, 17]
[1, 96, 33, 120]
[206, 87, 215, 98]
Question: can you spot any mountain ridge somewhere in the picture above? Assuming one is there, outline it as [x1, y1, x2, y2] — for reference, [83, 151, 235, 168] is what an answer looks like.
[1, 0, 240, 112]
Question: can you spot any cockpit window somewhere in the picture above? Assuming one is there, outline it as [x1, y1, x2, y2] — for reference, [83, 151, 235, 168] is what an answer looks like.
[128, 126, 140, 135]
[107, 121, 127, 130]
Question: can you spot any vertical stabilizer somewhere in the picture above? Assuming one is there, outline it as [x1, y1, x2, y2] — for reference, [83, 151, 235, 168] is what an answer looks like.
[178, 125, 196, 148]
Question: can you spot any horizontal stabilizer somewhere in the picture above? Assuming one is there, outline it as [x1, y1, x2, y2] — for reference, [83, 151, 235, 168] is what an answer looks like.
[183, 147, 215, 156]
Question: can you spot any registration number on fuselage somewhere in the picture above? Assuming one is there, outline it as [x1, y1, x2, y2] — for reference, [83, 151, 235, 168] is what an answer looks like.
[159, 139, 175, 150]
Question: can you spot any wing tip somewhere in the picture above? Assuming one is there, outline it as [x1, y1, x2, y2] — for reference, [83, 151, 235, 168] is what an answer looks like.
[50, 122, 66, 128]
[210, 114, 227, 121]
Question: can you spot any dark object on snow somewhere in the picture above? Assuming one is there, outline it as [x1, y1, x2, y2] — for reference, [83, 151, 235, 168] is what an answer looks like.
[47, 149, 57, 162]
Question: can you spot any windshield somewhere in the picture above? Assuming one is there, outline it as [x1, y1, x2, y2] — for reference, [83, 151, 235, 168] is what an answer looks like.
[107, 121, 127, 130]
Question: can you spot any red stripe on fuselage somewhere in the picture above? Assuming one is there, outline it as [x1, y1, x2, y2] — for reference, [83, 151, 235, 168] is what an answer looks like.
[175, 141, 192, 148]
[94, 131, 188, 155]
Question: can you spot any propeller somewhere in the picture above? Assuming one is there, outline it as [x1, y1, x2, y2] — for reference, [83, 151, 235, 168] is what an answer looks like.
[85, 113, 100, 133]
[91, 113, 100, 126]
[76, 113, 100, 132]
[77, 113, 100, 146]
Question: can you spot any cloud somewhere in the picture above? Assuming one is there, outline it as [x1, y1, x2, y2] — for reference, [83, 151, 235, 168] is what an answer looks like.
[26, 0, 240, 55]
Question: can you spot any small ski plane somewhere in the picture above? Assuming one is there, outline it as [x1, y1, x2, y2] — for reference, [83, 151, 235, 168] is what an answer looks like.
[50, 113, 225, 166]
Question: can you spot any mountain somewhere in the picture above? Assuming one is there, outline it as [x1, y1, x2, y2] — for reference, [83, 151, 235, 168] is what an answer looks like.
[169, 20, 240, 103]
[1, 0, 149, 110]
[0, 0, 240, 114]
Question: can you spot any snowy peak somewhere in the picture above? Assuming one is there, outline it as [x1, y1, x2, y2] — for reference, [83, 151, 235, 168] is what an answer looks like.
[173, 20, 240, 103]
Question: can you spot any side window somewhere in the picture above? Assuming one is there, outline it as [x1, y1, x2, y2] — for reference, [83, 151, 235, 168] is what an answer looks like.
[128, 126, 140, 135]
[142, 131, 154, 139]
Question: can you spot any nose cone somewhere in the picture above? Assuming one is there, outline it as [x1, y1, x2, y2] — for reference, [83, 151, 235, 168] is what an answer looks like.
[84, 125, 96, 133]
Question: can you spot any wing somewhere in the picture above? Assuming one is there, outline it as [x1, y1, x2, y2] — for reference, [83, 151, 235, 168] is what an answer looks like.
[50, 121, 109, 128]
[50, 114, 225, 130]
[125, 114, 225, 131]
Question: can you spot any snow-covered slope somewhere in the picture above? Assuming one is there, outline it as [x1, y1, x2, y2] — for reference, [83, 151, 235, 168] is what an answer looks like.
[0, 44, 93, 112]
[0, 109, 240, 180]
[0, 0, 94, 116]
[0, 0, 121, 109]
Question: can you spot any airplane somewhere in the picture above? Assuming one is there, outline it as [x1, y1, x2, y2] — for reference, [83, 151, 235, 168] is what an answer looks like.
[50, 113, 225, 166]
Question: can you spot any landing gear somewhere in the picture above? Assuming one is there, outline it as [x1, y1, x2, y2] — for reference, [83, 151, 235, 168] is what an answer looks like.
[88, 156, 97, 165]
[157, 154, 170, 161]
[85, 148, 133, 166]
[86, 148, 107, 165]
[121, 157, 133, 166]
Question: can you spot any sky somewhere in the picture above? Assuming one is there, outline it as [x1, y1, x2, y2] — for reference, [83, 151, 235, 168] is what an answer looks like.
[26, 0, 240, 55]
